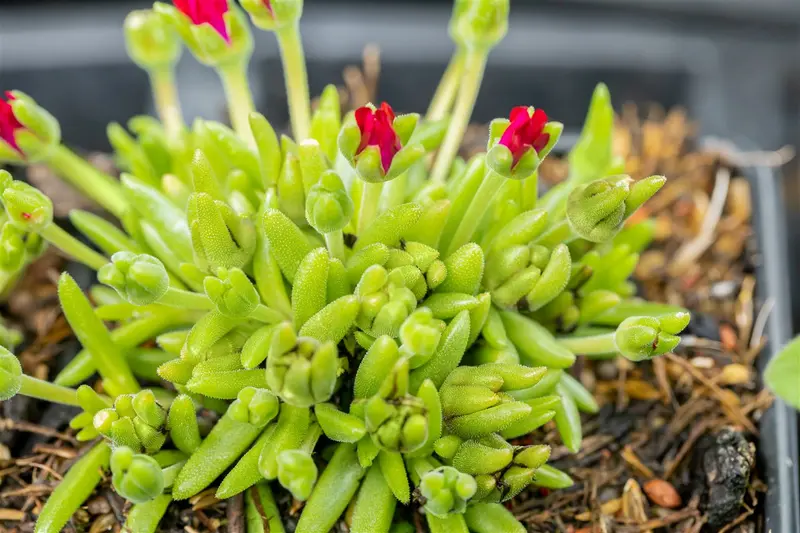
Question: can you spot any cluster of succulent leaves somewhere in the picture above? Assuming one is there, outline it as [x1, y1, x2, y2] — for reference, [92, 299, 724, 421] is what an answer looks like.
[0, 0, 691, 532]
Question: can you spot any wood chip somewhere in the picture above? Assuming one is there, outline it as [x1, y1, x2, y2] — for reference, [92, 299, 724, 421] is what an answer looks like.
[622, 479, 651, 533]
[191, 493, 221, 511]
[624, 380, 662, 401]
[0, 508, 26, 520]
[621, 446, 655, 479]
[575, 498, 622, 521]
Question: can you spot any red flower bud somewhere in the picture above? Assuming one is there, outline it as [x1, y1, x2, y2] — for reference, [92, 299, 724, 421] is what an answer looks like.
[499, 106, 549, 167]
[0, 92, 23, 154]
[263, 0, 273, 15]
[174, 0, 230, 42]
[355, 102, 402, 173]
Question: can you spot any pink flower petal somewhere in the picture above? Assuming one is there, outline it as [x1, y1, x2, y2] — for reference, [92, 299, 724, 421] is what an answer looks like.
[533, 133, 550, 153]
[508, 106, 530, 123]
[0, 94, 24, 153]
[529, 108, 548, 133]
[380, 102, 396, 123]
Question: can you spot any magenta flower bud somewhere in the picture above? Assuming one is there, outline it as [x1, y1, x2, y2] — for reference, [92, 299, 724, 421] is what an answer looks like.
[173, 0, 230, 42]
[340, 102, 424, 184]
[0, 91, 61, 163]
[486, 106, 561, 181]
[355, 102, 402, 174]
[499, 107, 550, 166]
[0, 93, 24, 156]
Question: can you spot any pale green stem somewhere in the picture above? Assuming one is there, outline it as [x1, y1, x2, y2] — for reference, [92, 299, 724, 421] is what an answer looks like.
[252, 304, 284, 324]
[158, 287, 214, 310]
[536, 220, 578, 248]
[160, 286, 279, 322]
[300, 423, 323, 454]
[219, 62, 257, 149]
[325, 230, 345, 262]
[276, 24, 312, 141]
[445, 170, 504, 256]
[409, 456, 437, 482]
[348, 177, 364, 233]
[357, 181, 383, 236]
[383, 172, 407, 210]
[149, 67, 185, 145]
[19, 375, 80, 406]
[429, 47, 489, 185]
[0, 268, 21, 300]
[40, 224, 109, 270]
[522, 172, 539, 211]
[426, 48, 466, 121]
[162, 462, 186, 488]
[556, 333, 617, 356]
[46, 145, 129, 218]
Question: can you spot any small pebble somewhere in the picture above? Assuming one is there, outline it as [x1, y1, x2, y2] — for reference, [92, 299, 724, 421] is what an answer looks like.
[598, 486, 621, 503]
[690, 356, 715, 369]
[710, 280, 739, 299]
[595, 361, 618, 381]
[87, 496, 111, 515]
[73, 509, 91, 524]
[720, 364, 750, 385]
[720, 324, 738, 351]
[88, 512, 117, 533]
[643, 479, 682, 508]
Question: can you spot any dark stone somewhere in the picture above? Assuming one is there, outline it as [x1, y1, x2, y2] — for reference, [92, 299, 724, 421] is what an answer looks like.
[19, 403, 80, 456]
[691, 427, 755, 529]
[684, 312, 721, 341]
[1, 395, 33, 449]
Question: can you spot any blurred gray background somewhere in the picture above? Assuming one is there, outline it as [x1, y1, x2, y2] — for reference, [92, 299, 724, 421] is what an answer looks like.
[2, 0, 800, 317]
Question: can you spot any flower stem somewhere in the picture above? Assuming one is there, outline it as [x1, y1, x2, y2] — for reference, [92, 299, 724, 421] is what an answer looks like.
[426, 48, 466, 121]
[149, 67, 185, 145]
[357, 181, 383, 236]
[300, 423, 323, 454]
[445, 169, 504, 256]
[536, 220, 578, 248]
[158, 287, 214, 310]
[325, 230, 345, 262]
[46, 145, 129, 218]
[40, 224, 109, 270]
[383, 172, 407, 211]
[19, 375, 79, 406]
[219, 62, 257, 149]
[522, 172, 539, 211]
[276, 24, 312, 141]
[0, 268, 22, 300]
[556, 333, 617, 356]
[429, 47, 488, 185]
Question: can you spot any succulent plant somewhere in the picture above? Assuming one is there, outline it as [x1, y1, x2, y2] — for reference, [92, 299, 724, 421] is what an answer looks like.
[0, 0, 690, 531]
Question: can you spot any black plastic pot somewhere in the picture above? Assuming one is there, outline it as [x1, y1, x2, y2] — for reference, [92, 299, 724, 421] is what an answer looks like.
[748, 162, 800, 531]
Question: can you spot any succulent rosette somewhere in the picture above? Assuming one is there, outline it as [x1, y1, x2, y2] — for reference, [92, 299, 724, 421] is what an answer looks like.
[0, 0, 689, 532]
